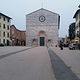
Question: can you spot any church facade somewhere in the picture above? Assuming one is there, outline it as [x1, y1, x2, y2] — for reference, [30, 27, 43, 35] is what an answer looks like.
[26, 8, 60, 46]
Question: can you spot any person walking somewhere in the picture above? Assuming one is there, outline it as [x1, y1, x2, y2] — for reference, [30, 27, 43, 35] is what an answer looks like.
[59, 41, 63, 50]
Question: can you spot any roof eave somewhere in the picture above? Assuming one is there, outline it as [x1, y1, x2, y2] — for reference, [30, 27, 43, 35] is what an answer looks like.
[73, 9, 80, 18]
[26, 8, 60, 16]
[0, 13, 12, 19]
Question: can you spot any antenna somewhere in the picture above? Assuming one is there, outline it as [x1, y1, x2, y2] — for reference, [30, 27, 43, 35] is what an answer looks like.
[41, 0, 47, 9]
[41, 0, 43, 8]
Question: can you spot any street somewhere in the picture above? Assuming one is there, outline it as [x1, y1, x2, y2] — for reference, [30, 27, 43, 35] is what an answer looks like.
[48, 47, 80, 80]
[50, 46, 80, 79]
[0, 46, 80, 80]
[0, 47, 55, 80]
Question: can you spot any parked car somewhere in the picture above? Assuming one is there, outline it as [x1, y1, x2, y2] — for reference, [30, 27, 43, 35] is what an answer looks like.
[63, 43, 69, 47]
[68, 43, 78, 50]
[0, 43, 4, 47]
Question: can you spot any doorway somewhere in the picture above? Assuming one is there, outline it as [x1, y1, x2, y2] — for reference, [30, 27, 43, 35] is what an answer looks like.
[7, 40, 9, 46]
[40, 37, 45, 46]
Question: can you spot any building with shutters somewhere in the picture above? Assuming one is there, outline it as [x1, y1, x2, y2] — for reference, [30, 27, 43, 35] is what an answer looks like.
[73, 8, 80, 43]
[0, 13, 11, 46]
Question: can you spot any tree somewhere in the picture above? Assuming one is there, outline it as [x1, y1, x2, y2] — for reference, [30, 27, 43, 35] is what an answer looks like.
[68, 22, 75, 40]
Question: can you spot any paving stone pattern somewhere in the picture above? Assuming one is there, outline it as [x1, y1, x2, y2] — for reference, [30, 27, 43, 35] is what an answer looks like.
[48, 47, 80, 80]
[0, 48, 30, 60]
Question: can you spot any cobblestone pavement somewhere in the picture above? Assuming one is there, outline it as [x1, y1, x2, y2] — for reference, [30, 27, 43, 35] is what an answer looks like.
[48, 47, 80, 80]
[0, 47, 55, 80]
[0, 46, 30, 56]
[0, 47, 31, 60]
[0, 46, 80, 80]
[50, 46, 80, 79]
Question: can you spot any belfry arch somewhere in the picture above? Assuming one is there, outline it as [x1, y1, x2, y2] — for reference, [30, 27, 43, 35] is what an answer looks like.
[38, 31, 47, 46]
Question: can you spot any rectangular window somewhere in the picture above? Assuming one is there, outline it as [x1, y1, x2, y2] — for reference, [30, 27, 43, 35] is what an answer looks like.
[3, 32, 5, 37]
[76, 15, 78, 22]
[77, 31, 79, 37]
[3, 17, 5, 21]
[0, 15, 1, 19]
[0, 39, 1, 44]
[7, 33, 9, 37]
[79, 12, 80, 18]
[12, 30, 14, 34]
[7, 19, 9, 22]
[7, 25, 9, 30]
[79, 21, 80, 27]
[0, 23, 1, 28]
[3, 24, 5, 29]
[3, 39, 5, 44]
[0, 31, 1, 37]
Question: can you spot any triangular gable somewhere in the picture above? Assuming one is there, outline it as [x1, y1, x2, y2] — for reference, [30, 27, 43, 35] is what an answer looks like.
[26, 8, 59, 16]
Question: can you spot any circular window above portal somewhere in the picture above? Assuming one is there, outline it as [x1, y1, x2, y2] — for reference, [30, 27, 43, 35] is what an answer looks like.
[39, 15, 46, 22]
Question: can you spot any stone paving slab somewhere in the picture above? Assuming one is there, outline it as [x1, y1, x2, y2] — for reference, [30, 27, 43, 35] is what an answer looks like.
[0, 46, 30, 56]
[48, 47, 80, 80]
[0, 47, 56, 80]
[0, 48, 31, 60]
[50, 46, 80, 79]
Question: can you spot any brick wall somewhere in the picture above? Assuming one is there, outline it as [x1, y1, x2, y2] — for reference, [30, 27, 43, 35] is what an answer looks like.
[10, 25, 26, 46]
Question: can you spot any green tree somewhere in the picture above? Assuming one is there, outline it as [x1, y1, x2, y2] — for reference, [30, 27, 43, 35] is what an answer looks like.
[69, 22, 75, 40]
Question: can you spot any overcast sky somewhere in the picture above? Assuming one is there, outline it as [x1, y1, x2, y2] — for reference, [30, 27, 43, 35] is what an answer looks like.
[0, 0, 79, 37]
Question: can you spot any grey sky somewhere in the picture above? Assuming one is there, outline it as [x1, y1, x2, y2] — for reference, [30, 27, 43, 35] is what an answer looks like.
[0, 0, 79, 37]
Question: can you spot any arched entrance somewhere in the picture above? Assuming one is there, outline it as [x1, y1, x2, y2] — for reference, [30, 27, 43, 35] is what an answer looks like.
[40, 37, 45, 46]
[38, 31, 47, 46]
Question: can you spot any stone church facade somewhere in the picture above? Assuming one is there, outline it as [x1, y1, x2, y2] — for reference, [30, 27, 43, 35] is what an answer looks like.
[26, 8, 60, 46]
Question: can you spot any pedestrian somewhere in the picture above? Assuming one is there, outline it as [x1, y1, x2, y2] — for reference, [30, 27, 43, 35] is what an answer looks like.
[59, 41, 63, 50]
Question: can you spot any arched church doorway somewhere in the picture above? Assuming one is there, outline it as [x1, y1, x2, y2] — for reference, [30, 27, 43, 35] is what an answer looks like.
[38, 31, 47, 46]
[40, 37, 45, 46]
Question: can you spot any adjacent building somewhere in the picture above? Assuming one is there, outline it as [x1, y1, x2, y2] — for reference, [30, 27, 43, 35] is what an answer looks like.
[73, 9, 80, 43]
[26, 8, 60, 46]
[68, 22, 75, 40]
[10, 25, 26, 46]
[0, 13, 11, 45]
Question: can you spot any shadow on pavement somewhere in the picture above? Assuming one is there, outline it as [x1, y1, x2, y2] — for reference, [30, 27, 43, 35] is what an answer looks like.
[47, 47, 80, 80]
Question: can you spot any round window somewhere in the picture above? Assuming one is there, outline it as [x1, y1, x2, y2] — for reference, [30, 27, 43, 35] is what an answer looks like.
[39, 15, 46, 22]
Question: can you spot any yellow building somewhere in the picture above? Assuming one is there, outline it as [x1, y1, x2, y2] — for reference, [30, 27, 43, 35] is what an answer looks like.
[0, 13, 11, 46]
[73, 8, 80, 43]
